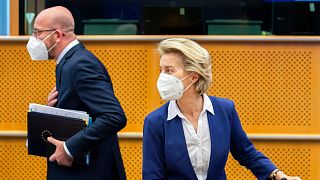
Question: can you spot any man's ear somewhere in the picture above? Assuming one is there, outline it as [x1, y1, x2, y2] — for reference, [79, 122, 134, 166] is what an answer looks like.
[55, 30, 64, 43]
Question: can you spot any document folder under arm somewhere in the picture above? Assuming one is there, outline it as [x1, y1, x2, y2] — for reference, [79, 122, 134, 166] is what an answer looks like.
[27, 111, 87, 160]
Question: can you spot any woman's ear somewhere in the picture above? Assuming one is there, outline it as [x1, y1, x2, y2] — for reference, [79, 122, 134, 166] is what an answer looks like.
[191, 73, 199, 82]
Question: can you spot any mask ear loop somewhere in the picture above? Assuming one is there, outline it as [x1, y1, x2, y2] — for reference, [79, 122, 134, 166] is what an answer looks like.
[42, 30, 58, 53]
[47, 42, 57, 52]
[180, 80, 195, 95]
[179, 72, 195, 94]
[180, 72, 194, 81]
[41, 30, 56, 42]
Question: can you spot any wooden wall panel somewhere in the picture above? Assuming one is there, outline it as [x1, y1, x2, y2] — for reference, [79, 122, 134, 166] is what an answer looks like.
[0, 36, 319, 179]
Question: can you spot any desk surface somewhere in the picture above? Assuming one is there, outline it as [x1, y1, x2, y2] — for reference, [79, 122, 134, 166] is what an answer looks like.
[82, 19, 139, 24]
[2, 35, 320, 42]
[206, 19, 263, 24]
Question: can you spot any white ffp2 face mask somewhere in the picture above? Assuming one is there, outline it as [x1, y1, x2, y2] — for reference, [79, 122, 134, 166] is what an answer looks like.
[156, 73, 194, 101]
[26, 31, 57, 60]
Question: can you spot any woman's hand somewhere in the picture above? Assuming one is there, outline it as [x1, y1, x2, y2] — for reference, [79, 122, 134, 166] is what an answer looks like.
[276, 171, 301, 180]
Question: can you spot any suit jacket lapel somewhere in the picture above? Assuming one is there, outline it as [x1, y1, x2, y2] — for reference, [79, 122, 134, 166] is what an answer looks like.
[55, 58, 65, 90]
[55, 43, 83, 90]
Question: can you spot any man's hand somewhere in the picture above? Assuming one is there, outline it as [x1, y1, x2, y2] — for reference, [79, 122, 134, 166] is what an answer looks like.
[47, 87, 58, 106]
[47, 137, 73, 167]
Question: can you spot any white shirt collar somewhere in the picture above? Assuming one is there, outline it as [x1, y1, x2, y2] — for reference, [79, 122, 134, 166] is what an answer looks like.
[167, 94, 215, 121]
[56, 39, 79, 64]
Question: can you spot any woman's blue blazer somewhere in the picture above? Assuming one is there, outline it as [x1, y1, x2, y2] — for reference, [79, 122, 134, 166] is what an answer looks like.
[143, 96, 276, 180]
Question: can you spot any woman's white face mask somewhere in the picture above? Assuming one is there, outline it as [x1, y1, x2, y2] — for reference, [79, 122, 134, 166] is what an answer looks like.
[26, 31, 57, 60]
[157, 72, 194, 101]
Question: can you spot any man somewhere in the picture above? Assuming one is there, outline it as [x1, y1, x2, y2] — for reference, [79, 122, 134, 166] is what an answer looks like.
[26, 6, 127, 180]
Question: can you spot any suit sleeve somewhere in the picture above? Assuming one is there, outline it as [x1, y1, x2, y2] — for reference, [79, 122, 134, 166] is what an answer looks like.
[143, 115, 167, 180]
[229, 102, 277, 180]
[65, 55, 127, 157]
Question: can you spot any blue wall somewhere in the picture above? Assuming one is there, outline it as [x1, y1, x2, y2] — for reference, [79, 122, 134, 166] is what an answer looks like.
[0, 0, 10, 35]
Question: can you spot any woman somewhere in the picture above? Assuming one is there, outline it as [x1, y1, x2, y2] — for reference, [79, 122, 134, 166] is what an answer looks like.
[142, 38, 301, 180]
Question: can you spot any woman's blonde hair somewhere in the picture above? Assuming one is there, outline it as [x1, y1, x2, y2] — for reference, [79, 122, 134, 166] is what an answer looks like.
[158, 38, 212, 95]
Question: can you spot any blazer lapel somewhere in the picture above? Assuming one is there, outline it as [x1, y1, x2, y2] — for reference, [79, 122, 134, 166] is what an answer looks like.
[206, 112, 219, 178]
[166, 116, 197, 179]
[206, 98, 230, 179]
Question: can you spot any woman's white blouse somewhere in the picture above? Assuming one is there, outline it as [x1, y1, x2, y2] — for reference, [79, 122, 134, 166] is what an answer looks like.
[167, 94, 214, 180]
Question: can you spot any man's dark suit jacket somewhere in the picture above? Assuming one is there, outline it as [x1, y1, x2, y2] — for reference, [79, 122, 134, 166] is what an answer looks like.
[47, 43, 127, 180]
[143, 96, 277, 180]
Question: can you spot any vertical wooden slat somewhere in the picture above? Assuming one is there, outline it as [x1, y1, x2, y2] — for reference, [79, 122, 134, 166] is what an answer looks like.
[9, 0, 19, 35]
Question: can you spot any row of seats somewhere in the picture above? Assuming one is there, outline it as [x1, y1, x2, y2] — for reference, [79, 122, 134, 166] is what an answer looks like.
[83, 19, 262, 35]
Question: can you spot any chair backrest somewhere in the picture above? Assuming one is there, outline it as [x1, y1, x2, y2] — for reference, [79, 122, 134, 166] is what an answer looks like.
[114, 23, 137, 35]
[83, 19, 138, 35]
